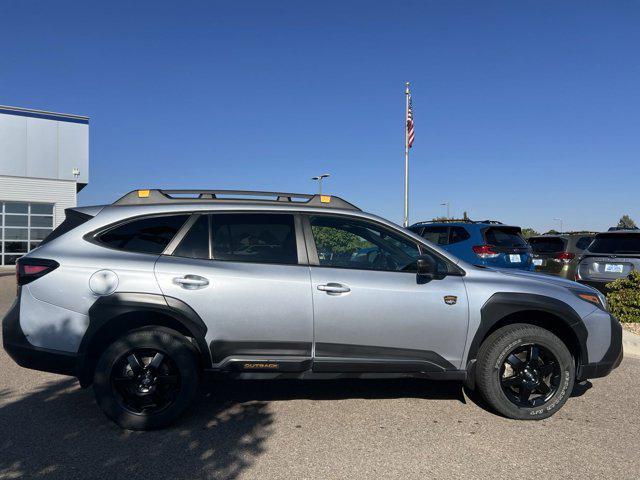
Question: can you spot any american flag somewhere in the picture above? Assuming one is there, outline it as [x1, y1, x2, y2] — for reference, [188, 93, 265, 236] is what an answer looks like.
[406, 95, 415, 148]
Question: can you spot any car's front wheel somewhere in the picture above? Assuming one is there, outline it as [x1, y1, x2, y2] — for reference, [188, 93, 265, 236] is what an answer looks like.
[476, 323, 575, 420]
[93, 327, 200, 430]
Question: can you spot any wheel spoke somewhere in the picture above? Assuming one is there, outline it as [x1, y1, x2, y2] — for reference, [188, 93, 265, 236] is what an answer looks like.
[528, 345, 540, 363]
[149, 352, 165, 369]
[519, 385, 532, 403]
[506, 354, 524, 368]
[113, 376, 135, 386]
[535, 381, 551, 395]
[127, 354, 144, 374]
[538, 362, 555, 376]
[502, 376, 522, 388]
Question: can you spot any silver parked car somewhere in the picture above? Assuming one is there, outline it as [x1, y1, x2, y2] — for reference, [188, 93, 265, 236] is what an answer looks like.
[3, 189, 622, 429]
[576, 229, 640, 292]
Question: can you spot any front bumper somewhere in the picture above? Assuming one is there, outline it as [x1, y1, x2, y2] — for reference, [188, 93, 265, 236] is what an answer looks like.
[576, 313, 623, 381]
[2, 294, 79, 378]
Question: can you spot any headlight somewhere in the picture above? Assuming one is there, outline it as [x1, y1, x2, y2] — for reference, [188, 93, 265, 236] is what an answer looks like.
[571, 288, 608, 311]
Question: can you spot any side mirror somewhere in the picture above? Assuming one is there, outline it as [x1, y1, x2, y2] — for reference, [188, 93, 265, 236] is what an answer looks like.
[416, 254, 437, 278]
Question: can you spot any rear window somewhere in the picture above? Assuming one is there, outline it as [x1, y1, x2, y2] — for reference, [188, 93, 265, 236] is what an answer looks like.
[484, 227, 527, 247]
[588, 233, 640, 254]
[575, 236, 593, 251]
[529, 237, 565, 253]
[421, 226, 449, 245]
[99, 215, 189, 254]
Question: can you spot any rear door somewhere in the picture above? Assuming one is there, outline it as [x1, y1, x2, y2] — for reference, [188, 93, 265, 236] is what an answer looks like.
[304, 214, 469, 372]
[154, 212, 314, 371]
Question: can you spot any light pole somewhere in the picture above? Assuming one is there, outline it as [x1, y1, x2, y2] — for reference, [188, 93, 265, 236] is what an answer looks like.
[440, 202, 450, 219]
[554, 217, 564, 233]
[311, 174, 330, 195]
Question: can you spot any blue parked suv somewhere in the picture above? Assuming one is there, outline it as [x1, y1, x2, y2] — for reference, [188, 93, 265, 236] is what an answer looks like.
[409, 219, 534, 270]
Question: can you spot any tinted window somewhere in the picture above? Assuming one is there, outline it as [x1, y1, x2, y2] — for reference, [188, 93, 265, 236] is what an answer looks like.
[485, 227, 527, 247]
[421, 226, 450, 245]
[588, 234, 640, 254]
[100, 215, 189, 254]
[310, 216, 424, 272]
[211, 214, 297, 264]
[575, 236, 593, 251]
[529, 237, 565, 253]
[449, 227, 470, 244]
[174, 215, 210, 259]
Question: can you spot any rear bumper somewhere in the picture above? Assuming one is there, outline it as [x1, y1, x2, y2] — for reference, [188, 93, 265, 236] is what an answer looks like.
[576, 313, 623, 381]
[2, 295, 80, 378]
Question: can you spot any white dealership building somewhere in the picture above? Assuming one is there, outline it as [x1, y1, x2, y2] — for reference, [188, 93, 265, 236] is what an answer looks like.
[0, 105, 89, 266]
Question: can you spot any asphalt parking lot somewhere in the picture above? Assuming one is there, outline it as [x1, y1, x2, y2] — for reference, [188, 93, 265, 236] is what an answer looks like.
[0, 274, 638, 480]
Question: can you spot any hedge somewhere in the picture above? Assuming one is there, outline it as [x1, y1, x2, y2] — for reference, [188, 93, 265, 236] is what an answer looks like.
[606, 271, 640, 323]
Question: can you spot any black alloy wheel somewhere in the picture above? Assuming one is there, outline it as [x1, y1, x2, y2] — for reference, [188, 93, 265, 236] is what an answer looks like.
[499, 343, 561, 408]
[111, 348, 182, 415]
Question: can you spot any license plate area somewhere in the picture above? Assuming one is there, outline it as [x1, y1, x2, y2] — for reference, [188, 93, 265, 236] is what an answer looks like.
[509, 254, 521, 263]
[604, 264, 624, 273]
[532, 259, 543, 266]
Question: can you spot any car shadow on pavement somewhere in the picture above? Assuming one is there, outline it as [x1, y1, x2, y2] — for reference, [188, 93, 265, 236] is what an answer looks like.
[0, 378, 273, 480]
[0, 376, 466, 479]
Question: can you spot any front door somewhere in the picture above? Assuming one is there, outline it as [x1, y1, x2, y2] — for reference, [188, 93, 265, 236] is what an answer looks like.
[304, 215, 469, 372]
[155, 212, 314, 370]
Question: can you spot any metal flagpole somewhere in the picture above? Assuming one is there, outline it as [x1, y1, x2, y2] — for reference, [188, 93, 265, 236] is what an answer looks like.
[404, 82, 410, 227]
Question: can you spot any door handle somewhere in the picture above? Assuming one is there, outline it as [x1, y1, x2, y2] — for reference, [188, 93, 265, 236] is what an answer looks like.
[317, 283, 350, 294]
[173, 275, 209, 289]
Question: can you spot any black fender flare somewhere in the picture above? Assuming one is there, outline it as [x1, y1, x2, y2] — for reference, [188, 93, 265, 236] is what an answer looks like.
[467, 292, 589, 368]
[78, 292, 210, 385]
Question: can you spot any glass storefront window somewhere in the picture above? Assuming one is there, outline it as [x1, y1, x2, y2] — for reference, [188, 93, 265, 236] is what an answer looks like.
[1, 202, 55, 265]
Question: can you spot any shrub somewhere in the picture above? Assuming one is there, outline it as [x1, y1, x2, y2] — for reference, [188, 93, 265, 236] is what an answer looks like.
[606, 271, 640, 323]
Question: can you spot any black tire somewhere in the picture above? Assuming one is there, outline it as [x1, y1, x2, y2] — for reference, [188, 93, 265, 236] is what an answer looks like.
[93, 327, 200, 430]
[475, 323, 574, 420]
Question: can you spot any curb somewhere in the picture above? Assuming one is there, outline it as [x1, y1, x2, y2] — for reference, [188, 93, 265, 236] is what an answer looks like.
[623, 329, 640, 358]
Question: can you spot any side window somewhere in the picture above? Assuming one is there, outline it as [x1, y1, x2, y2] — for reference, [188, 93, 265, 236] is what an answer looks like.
[210, 213, 298, 265]
[99, 215, 189, 254]
[309, 216, 421, 272]
[575, 237, 593, 251]
[449, 227, 470, 245]
[173, 215, 210, 259]
[421, 226, 450, 245]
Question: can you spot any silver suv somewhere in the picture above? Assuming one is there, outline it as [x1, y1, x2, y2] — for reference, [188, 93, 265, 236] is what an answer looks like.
[3, 189, 622, 429]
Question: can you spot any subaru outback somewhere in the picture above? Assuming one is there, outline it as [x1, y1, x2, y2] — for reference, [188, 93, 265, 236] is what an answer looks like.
[3, 190, 622, 430]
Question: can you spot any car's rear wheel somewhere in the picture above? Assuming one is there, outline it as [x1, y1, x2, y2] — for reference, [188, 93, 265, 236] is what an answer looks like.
[93, 327, 199, 430]
[476, 323, 574, 420]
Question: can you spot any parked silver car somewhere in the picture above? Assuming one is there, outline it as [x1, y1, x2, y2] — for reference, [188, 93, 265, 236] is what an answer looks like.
[3, 189, 622, 429]
[576, 229, 640, 292]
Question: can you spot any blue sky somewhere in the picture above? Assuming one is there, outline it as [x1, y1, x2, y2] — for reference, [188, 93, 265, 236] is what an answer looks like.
[1, 1, 638, 233]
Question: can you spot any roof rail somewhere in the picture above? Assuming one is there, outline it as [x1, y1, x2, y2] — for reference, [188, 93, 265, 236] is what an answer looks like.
[112, 189, 361, 211]
[411, 218, 504, 226]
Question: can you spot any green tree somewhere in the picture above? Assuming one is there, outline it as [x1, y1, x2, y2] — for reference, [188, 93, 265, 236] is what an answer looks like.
[521, 228, 540, 239]
[617, 214, 637, 229]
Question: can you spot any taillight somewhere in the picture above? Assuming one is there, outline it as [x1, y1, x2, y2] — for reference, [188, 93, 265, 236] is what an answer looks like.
[472, 245, 500, 259]
[556, 252, 575, 260]
[16, 258, 59, 286]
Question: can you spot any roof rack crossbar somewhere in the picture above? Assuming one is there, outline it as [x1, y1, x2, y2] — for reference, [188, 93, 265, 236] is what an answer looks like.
[112, 189, 361, 211]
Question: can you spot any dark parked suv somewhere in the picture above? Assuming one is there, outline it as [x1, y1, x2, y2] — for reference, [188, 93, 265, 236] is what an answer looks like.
[529, 233, 595, 279]
[576, 229, 640, 292]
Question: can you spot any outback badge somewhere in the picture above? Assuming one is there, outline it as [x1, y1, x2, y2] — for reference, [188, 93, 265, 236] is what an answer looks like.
[444, 295, 458, 305]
